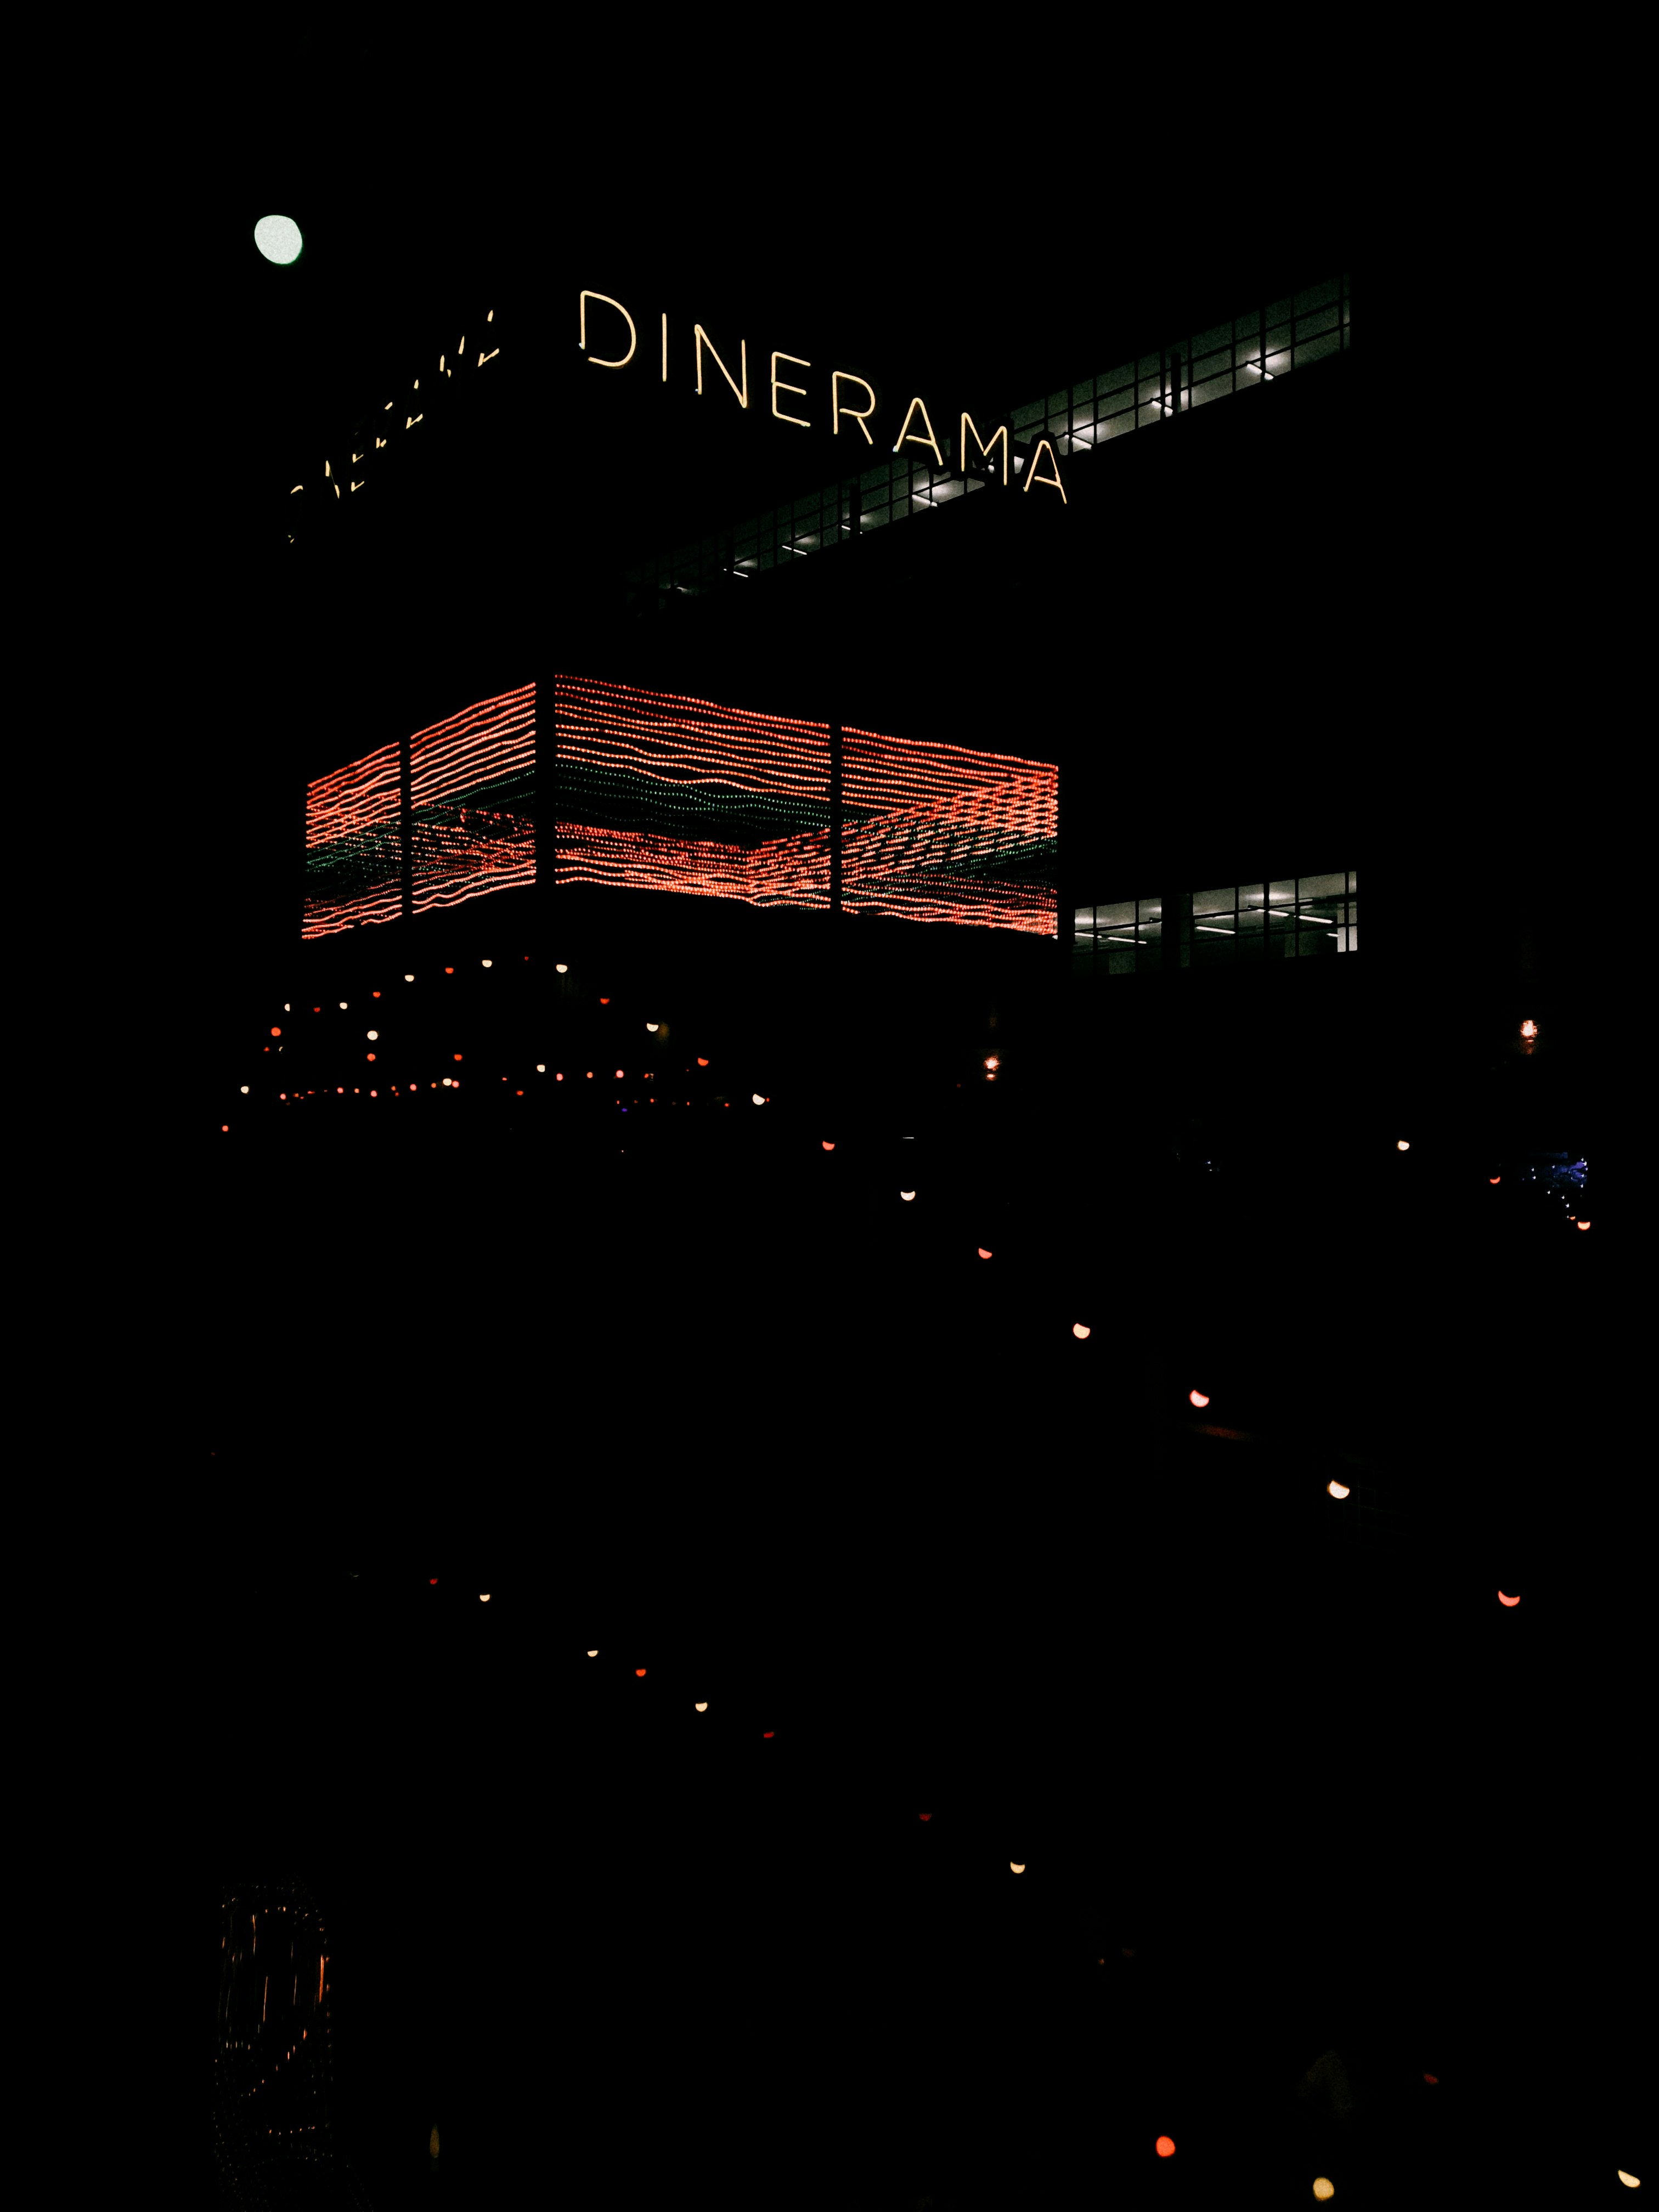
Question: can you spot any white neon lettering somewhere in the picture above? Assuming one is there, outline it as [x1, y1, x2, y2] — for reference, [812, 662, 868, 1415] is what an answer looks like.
[892, 395, 944, 466]
[832, 369, 878, 444]
[1022, 436, 1067, 501]
[579, 291, 636, 368]
[960, 411, 1009, 487]
[695, 325, 749, 408]
[771, 351, 811, 428]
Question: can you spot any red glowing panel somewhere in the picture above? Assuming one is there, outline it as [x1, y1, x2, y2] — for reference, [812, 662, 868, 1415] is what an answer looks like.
[763, 1730, 774, 1738]
[918, 1813, 931, 1821]
[552, 675, 1057, 936]
[1424, 2073, 1438, 2085]
[1498, 1590, 1520, 1606]
[303, 742, 403, 940]
[1155, 2137, 1176, 2158]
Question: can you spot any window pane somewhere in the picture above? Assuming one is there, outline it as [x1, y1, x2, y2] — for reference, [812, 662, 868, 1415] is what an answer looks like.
[1192, 371, 1230, 409]
[1295, 330, 1342, 369]
[1096, 364, 1134, 400]
[1094, 898, 1136, 930]
[1295, 278, 1341, 315]
[1299, 871, 1345, 900]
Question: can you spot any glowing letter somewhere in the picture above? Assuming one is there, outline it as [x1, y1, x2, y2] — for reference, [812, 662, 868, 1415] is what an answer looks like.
[893, 394, 945, 466]
[1022, 435, 1068, 502]
[579, 291, 636, 369]
[661, 313, 668, 382]
[832, 369, 878, 444]
[771, 351, 811, 428]
[695, 325, 749, 408]
[960, 410, 1009, 486]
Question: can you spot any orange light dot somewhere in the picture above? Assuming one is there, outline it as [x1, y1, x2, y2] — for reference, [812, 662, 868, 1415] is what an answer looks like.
[1189, 1389, 1210, 1407]
[454, 1053, 462, 1061]
[918, 1813, 932, 1821]
[1155, 2136, 1176, 2158]
[1423, 2073, 1438, 2085]
[1073, 1323, 1091, 1340]
[445, 967, 453, 974]
[697, 1057, 708, 1066]
[763, 1730, 774, 1739]
[635, 1668, 646, 1677]
[978, 1248, 992, 1259]
[270, 1026, 281, 1037]
[1490, 1176, 1501, 1184]
[822, 1141, 836, 1150]
[221, 1124, 229, 1132]
[1577, 1219, 1591, 1230]
[366, 1053, 376, 1062]
[600, 996, 610, 1004]
[1498, 1590, 1520, 1607]
[373, 991, 381, 998]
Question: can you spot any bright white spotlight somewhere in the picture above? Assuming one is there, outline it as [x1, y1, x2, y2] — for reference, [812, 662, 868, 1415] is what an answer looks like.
[253, 215, 303, 266]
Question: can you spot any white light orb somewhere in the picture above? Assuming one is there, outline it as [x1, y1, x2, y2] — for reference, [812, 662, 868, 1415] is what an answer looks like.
[1328, 1480, 1351, 1499]
[1010, 1862, 1025, 1874]
[253, 215, 303, 265]
[695, 1701, 708, 1712]
[647, 1021, 659, 1031]
[900, 1190, 915, 1201]
[482, 958, 492, 968]
[587, 1650, 598, 1657]
[339, 1001, 348, 1010]
[479, 1593, 490, 1602]
[535, 1063, 546, 1073]
[239, 1086, 249, 1094]
[1397, 1138, 1410, 1151]
[283, 1003, 290, 1011]
[367, 1030, 379, 1041]
[405, 974, 414, 982]
[1073, 1323, 1091, 1340]
[556, 963, 569, 973]
[752, 1092, 765, 1105]
[1313, 2182, 1335, 2204]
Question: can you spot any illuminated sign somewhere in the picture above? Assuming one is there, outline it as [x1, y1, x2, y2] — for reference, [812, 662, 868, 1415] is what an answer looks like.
[579, 289, 1067, 503]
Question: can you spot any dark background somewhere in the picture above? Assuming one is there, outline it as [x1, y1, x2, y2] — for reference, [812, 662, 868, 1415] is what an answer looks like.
[169, 57, 1634, 2212]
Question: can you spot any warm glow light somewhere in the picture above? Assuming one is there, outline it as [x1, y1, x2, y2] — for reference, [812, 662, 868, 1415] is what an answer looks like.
[1010, 1863, 1025, 1874]
[556, 963, 568, 973]
[482, 958, 492, 968]
[1617, 2172, 1641, 2188]
[536, 1063, 545, 1073]
[405, 973, 414, 981]
[1521, 1019, 1537, 1039]
[1189, 1389, 1210, 1408]
[367, 1030, 378, 1040]
[1397, 1139, 1410, 1150]
[1073, 1323, 1091, 1339]
[978, 1248, 992, 1259]
[919, 1813, 932, 1821]
[1577, 1220, 1592, 1229]
[270, 1026, 281, 1037]
[1491, 1176, 1501, 1183]
[1155, 2137, 1176, 2159]
[239, 1086, 249, 1094]
[695, 1702, 708, 1712]
[636, 1668, 646, 1676]
[753, 1092, 766, 1104]
[901, 1189, 915, 1200]
[698, 1057, 709, 1066]
[823, 1141, 836, 1150]
[1328, 1480, 1351, 1499]
[587, 1650, 598, 1657]
[985, 1055, 1000, 1070]
[1498, 1590, 1520, 1606]
[647, 1020, 659, 1031]
[1312, 2182, 1335, 2203]
[479, 1594, 490, 1602]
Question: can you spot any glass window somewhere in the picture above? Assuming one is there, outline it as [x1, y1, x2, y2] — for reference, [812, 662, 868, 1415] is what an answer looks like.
[1010, 400, 1043, 432]
[1193, 887, 1235, 917]
[1192, 323, 1232, 368]
[1299, 871, 1345, 901]
[1096, 364, 1134, 399]
[1295, 330, 1342, 370]
[1192, 370, 1230, 409]
[1294, 278, 1341, 315]
[1094, 899, 1136, 930]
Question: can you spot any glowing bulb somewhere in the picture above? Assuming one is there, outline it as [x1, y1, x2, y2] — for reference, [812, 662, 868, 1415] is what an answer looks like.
[556, 963, 568, 973]
[695, 1701, 708, 1712]
[1521, 1019, 1537, 1039]
[1498, 1590, 1520, 1606]
[479, 1593, 490, 1602]
[405, 974, 414, 981]
[900, 1189, 915, 1200]
[823, 1141, 836, 1150]
[1577, 1219, 1592, 1229]
[367, 1030, 378, 1041]
[978, 1247, 992, 1259]
[1617, 2172, 1641, 2189]
[985, 1055, 1000, 1070]
[1328, 1480, 1350, 1499]
[647, 1021, 659, 1031]
[1189, 1389, 1210, 1408]
[253, 214, 303, 264]
[340, 1001, 347, 1009]
[1010, 1862, 1025, 1874]
[587, 1650, 598, 1657]
[270, 1026, 281, 1037]
[698, 1057, 709, 1066]
[1155, 2137, 1176, 2159]
[1397, 1138, 1410, 1150]
[239, 1086, 249, 1094]
[753, 1092, 765, 1104]
[1073, 1323, 1091, 1339]
[1313, 2182, 1335, 2203]
[536, 1063, 545, 1073]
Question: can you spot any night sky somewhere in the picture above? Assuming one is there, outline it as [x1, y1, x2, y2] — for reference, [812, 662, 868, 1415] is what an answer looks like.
[176, 71, 1635, 2212]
